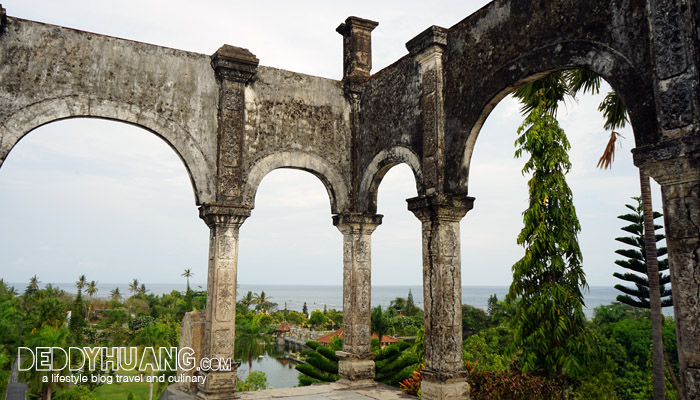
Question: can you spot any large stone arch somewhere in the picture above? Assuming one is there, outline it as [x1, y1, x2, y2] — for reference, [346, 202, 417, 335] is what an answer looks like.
[358, 146, 423, 213]
[242, 151, 351, 214]
[442, 0, 658, 194]
[451, 40, 658, 194]
[0, 96, 215, 205]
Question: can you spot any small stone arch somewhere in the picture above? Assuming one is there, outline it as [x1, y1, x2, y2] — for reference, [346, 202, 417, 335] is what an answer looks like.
[359, 146, 423, 213]
[452, 40, 658, 193]
[0, 96, 216, 205]
[242, 151, 351, 214]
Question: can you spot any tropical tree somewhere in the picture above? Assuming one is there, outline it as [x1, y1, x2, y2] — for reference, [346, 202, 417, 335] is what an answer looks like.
[20, 326, 70, 400]
[371, 306, 390, 342]
[110, 287, 122, 302]
[181, 269, 193, 291]
[132, 322, 173, 400]
[254, 291, 274, 313]
[85, 280, 98, 321]
[235, 319, 270, 371]
[69, 290, 87, 345]
[309, 310, 327, 329]
[506, 103, 587, 377]
[128, 279, 140, 296]
[241, 291, 256, 311]
[75, 274, 87, 293]
[613, 197, 672, 308]
[86, 280, 98, 298]
[139, 283, 148, 295]
[26, 275, 40, 295]
[514, 69, 669, 398]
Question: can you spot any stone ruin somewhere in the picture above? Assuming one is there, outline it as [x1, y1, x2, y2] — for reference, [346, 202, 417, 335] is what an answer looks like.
[0, 1, 698, 398]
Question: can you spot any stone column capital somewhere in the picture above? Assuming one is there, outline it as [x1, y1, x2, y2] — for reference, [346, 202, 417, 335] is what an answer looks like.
[406, 25, 448, 63]
[632, 134, 700, 185]
[407, 194, 474, 222]
[333, 213, 383, 235]
[211, 45, 259, 83]
[199, 203, 251, 229]
[336, 16, 378, 91]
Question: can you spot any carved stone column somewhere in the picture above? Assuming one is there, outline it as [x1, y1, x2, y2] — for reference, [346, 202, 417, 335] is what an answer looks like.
[210, 44, 258, 203]
[406, 25, 448, 197]
[196, 204, 250, 399]
[407, 194, 473, 400]
[635, 140, 700, 399]
[333, 213, 382, 385]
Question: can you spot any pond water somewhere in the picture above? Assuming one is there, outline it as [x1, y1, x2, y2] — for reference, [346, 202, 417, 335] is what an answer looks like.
[237, 348, 300, 389]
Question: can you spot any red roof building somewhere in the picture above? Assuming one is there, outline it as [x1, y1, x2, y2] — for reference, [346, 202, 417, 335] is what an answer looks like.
[316, 328, 398, 347]
[276, 321, 291, 337]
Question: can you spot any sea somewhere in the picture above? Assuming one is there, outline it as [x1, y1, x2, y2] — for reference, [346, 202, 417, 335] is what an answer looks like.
[6, 282, 674, 319]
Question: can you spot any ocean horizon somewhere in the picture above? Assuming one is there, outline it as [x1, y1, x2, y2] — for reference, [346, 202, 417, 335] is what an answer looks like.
[6, 282, 673, 319]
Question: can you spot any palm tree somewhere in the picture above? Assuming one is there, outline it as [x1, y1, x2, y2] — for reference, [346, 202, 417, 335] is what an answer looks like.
[181, 269, 193, 291]
[640, 169, 666, 399]
[75, 274, 87, 293]
[26, 275, 40, 295]
[235, 319, 269, 371]
[129, 279, 140, 296]
[86, 280, 98, 297]
[138, 283, 148, 295]
[254, 291, 273, 313]
[20, 326, 70, 400]
[241, 291, 256, 311]
[85, 280, 98, 321]
[132, 322, 172, 400]
[514, 70, 670, 398]
[110, 287, 122, 302]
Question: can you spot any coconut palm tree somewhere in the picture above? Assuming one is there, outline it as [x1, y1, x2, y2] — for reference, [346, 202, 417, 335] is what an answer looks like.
[181, 269, 193, 291]
[86, 280, 98, 298]
[138, 283, 148, 295]
[75, 274, 87, 293]
[110, 287, 122, 302]
[241, 291, 256, 311]
[85, 280, 98, 321]
[129, 279, 140, 296]
[254, 291, 274, 313]
[26, 275, 40, 295]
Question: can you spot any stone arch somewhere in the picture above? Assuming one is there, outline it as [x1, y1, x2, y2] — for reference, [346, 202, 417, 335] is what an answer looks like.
[359, 146, 423, 213]
[0, 96, 216, 205]
[451, 40, 658, 193]
[242, 151, 350, 214]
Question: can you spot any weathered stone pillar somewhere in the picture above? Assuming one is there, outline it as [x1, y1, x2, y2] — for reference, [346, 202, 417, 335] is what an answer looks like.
[210, 44, 258, 203]
[336, 16, 378, 91]
[196, 204, 250, 400]
[406, 25, 448, 197]
[635, 141, 700, 399]
[333, 213, 382, 385]
[407, 194, 473, 400]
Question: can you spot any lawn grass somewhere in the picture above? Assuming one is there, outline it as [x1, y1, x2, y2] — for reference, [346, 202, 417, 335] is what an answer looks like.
[94, 379, 151, 400]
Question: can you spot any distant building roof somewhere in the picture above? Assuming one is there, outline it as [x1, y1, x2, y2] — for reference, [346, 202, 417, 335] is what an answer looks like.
[316, 328, 398, 345]
[276, 321, 291, 332]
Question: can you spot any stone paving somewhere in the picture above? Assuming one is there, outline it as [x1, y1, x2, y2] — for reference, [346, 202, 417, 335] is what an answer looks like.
[161, 382, 416, 400]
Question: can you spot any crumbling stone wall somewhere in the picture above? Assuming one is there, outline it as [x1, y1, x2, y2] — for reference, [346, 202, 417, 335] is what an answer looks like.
[0, 17, 219, 204]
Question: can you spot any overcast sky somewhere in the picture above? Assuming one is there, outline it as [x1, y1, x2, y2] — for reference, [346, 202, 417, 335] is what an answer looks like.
[0, 0, 663, 288]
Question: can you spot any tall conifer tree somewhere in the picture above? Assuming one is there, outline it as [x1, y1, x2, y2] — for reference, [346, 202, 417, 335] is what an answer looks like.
[613, 197, 672, 309]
